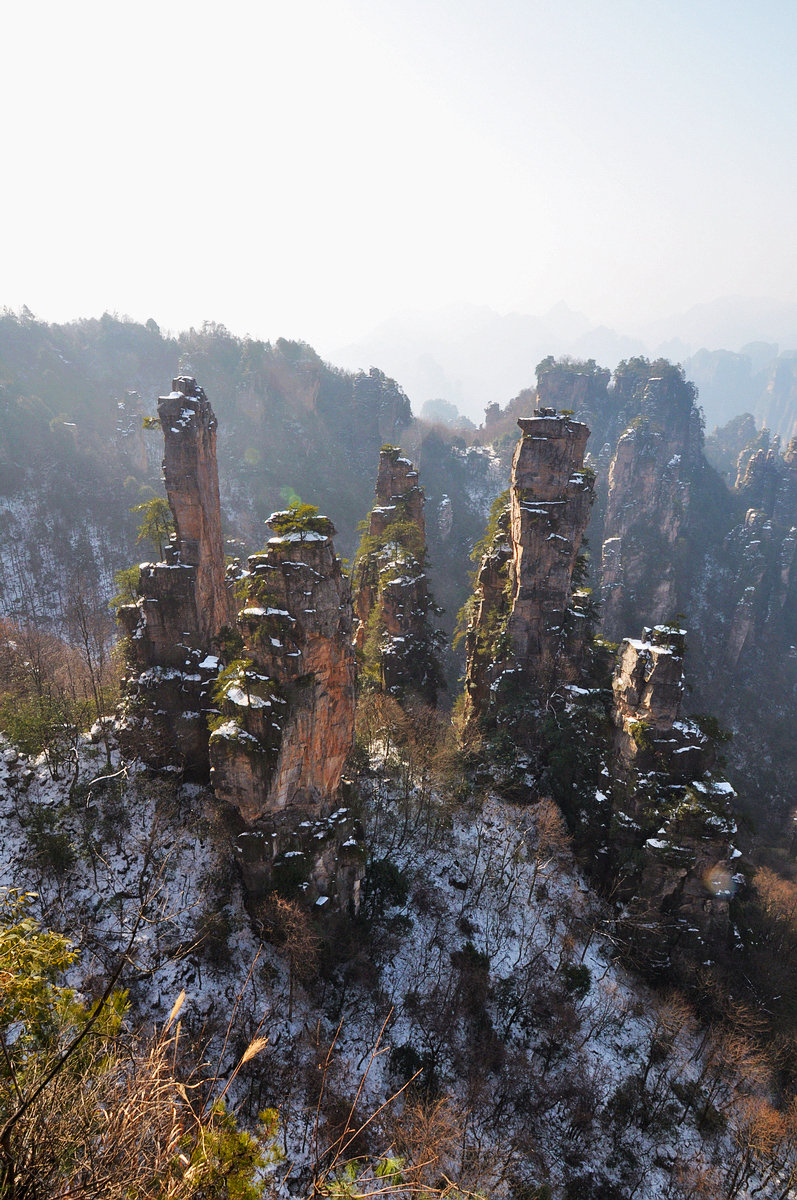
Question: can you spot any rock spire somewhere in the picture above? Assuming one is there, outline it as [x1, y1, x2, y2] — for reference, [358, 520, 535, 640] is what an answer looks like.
[463, 410, 595, 727]
[608, 626, 738, 962]
[119, 382, 362, 909]
[353, 447, 442, 701]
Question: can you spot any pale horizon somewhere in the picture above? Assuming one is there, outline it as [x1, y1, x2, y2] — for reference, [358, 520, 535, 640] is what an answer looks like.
[4, 0, 797, 368]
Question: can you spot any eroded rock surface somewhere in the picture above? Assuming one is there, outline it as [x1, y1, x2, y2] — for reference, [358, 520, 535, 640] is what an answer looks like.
[464, 411, 594, 727]
[600, 372, 703, 641]
[210, 522, 355, 820]
[118, 378, 232, 774]
[353, 447, 442, 701]
[209, 511, 361, 906]
[609, 627, 738, 962]
[119, 379, 362, 908]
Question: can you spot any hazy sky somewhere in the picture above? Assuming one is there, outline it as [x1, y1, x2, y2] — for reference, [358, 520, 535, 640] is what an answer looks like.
[3, 0, 796, 353]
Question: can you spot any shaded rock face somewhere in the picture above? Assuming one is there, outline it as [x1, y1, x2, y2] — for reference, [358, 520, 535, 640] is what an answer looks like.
[536, 360, 611, 436]
[464, 413, 594, 727]
[353, 448, 442, 701]
[599, 373, 704, 642]
[609, 627, 738, 961]
[613, 625, 686, 744]
[462, 510, 513, 724]
[694, 429, 797, 689]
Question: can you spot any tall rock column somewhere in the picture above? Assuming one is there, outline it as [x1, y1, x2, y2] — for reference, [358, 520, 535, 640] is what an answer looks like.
[353, 447, 442, 702]
[507, 413, 594, 688]
[463, 410, 594, 728]
[159, 377, 230, 646]
[118, 377, 230, 775]
[609, 626, 739, 965]
[209, 508, 362, 908]
[599, 370, 703, 641]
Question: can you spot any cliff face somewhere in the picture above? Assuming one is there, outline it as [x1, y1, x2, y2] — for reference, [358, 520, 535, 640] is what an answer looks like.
[507, 414, 594, 686]
[599, 372, 704, 642]
[609, 627, 739, 962]
[464, 411, 594, 728]
[353, 448, 442, 701]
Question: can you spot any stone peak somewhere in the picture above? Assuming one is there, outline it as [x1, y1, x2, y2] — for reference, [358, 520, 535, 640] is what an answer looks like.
[171, 376, 204, 398]
[518, 412, 590, 438]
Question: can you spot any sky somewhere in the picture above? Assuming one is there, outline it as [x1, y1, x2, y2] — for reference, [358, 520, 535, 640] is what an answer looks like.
[3, 0, 796, 356]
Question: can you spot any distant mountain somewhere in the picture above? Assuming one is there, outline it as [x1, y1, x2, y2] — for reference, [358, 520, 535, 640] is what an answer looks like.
[333, 296, 797, 427]
[333, 302, 609, 423]
[643, 295, 797, 357]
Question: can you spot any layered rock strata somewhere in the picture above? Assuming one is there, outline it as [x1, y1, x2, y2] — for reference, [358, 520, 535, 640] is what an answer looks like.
[464, 411, 594, 726]
[609, 626, 739, 962]
[353, 447, 442, 701]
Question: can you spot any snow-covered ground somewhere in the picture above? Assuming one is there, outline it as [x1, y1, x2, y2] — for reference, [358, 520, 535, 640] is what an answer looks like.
[0, 732, 792, 1197]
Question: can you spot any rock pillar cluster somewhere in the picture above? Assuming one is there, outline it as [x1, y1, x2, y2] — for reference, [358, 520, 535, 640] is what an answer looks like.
[119, 378, 361, 910]
[720, 436, 797, 669]
[353, 447, 442, 701]
[464, 411, 594, 727]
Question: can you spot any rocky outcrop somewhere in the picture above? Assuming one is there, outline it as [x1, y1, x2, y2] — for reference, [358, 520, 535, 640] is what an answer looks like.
[507, 414, 594, 685]
[464, 411, 594, 727]
[159, 378, 231, 646]
[609, 627, 739, 964]
[119, 379, 362, 909]
[599, 370, 704, 642]
[210, 516, 355, 818]
[118, 377, 232, 775]
[353, 447, 442, 701]
[613, 625, 686, 751]
[209, 508, 361, 906]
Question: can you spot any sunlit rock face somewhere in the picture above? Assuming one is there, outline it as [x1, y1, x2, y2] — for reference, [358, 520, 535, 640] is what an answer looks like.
[463, 411, 594, 728]
[209, 517, 362, 910]
[210, 528, 355, 821]
[613, 625, 686, 747]
[118, 378, 232, 775]
[159, 377, 231, 646]
[599, 373, 703, 643]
